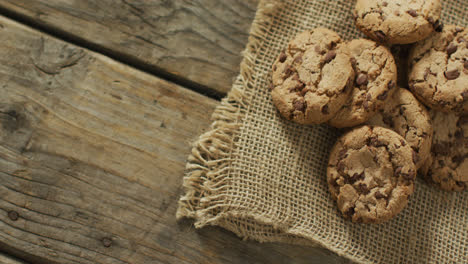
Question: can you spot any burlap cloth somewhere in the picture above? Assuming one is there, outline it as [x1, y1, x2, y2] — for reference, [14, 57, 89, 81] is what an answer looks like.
[177, 1, 468, 263]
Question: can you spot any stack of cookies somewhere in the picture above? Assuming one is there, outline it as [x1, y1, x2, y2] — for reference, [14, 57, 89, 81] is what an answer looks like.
[269, 0, 467, 224]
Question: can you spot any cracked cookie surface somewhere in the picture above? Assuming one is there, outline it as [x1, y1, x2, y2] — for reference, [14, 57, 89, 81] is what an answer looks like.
[421, 111, 468, 191]
[329, 39, 397, 128]
[354, 0, 442, 44]
[327, 126, 416, 223]
[367, 88, 433, 169]
[409, 25, 468, 114]
[271, 28, 354, 125]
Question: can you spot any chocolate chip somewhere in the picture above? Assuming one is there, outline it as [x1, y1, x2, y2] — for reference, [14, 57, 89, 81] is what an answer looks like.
[382, 1, 388, 7]
[400, 139, 406, 146]
[288, 82, 305, 93]
[402, 171, 415, 180]
[373, 154, 379, 163]
[458, 116, 468, 125]
[375, 30, 386, 42]
[350, 172, 365, 183]
[8, 211, 19, 221]
[294, 55, 303, 64]
[294, 99, 306, 112]
[330, 178, 340, 187]
[383, 115, 394, 127]
[412, 151, 419, 164]
[288, 87, 298, 93]
[324, 51, 336, 63]
[345, 207, 355, 217]
[399, 106, 406, 115]
[440, 100, 450, 107]
[358, 183, 370, 194]
[350, 57, 357, 67]
[377, 91, 388, 100]
[337, 161, 346, 175]
[432, 142, 450, 155]
[284, 65, 294, 78]
[394, 166, 402, 176]
[369, 137, 385, 147]
[434, 20, 443, 32]
[363, 100, 369, 110]
[366, 93, 372, 101]
[424, 68, 430, 80]
[279, 51, 287, 63]
[445, 69, 460, 80]
[300, 88, 309, 96]
[387, 80, 395, 89]
[452, 155, 465, 164]
[375, 191, 386, 199]
[464, 60, 468, 70]
[297, 82, 306, 90]
[338, 149, 348, 159]
[356, 73, 368, 86]
[462, 91, 468, 100]
[321, 104, 329, 114]
[407, 9, 418, 17]
[427, 17, 434, 24]
[446, 43, 458, 55]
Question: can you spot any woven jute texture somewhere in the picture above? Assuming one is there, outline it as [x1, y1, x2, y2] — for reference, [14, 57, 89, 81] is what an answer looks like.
[177, 1, 468, 263]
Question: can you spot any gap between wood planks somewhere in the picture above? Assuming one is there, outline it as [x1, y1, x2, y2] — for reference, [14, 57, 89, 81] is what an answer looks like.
[0, 244, 49, 264]
[0, 5, 226, 100]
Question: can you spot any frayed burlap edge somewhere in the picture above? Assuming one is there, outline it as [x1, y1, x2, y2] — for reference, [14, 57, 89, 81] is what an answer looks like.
[177, 0, 274, 220]
[176, 0, 303, 239]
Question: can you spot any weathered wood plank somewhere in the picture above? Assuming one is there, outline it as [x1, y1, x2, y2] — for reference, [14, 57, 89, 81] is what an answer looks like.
[0, 253, 27, 264]
[0, 16, 350, 264]
[0, 0, 258, 95]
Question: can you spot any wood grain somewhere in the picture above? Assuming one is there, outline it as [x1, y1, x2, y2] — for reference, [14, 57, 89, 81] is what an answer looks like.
[0, 253, 27, 264]
[0, 0, 258, 95]
[0, 16, 349, 264]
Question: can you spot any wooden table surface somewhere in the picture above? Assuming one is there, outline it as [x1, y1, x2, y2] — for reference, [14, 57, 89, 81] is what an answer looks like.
[0, 1, 350, 263]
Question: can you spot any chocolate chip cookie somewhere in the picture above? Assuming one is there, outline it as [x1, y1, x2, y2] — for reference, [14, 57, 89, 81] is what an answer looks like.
[367, 88, 433, 169]
[328, 39, 397, 128]
[408, 25, 468, 114]
[271, 28, 354, 125]
[423, 111, 467, 191]
[354, 0, 442, 44]
[327, 126, 416, 223]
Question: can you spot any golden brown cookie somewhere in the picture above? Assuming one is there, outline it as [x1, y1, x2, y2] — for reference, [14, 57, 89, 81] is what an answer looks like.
[328, 39, 397, 128]
[354, 0, 442, 44]
[327, 126, 416, 224]
[409, 25, 468, 114]
[367, 88, 433, 169]
[423, 111, 468, 191]
[270, 28, 354, 125]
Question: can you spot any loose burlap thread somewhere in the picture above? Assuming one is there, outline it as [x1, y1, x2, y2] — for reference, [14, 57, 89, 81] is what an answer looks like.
[177, 1, 468, 263]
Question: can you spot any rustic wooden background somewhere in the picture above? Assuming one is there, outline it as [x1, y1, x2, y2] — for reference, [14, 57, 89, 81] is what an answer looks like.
[0, 1, 350, 263]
